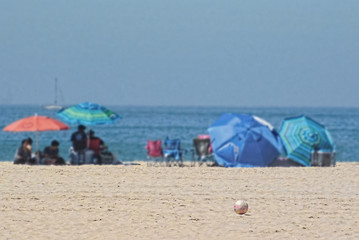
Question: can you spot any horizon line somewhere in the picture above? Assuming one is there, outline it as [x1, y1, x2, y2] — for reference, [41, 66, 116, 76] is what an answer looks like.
[0, 103, 358, 109]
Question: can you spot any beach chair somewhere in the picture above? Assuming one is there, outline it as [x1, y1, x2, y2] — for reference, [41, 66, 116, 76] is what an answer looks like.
[191, 138, 215, 166]
[145, 140, 163, 167]
[163, 138, 183, 167]
[311, 150, 336, 167]
[198, 134, 213, 153]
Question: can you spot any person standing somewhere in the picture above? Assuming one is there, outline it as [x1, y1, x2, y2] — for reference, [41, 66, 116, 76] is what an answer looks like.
[71, 125, 87, 152]
[69, 125, 87, 164]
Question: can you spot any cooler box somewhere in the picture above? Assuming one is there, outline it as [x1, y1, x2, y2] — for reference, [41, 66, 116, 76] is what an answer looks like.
[84, 150, 94, 164]
[69, 150, 94, 165]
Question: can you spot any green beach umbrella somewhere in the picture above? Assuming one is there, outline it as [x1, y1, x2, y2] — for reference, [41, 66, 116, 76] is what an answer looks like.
[279, 115, 334, 166]
[56, 102, 121, 126]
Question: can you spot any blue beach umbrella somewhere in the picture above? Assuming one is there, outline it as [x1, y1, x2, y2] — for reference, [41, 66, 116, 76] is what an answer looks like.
[279, 115, 334, 166]
[56, 102, 121, 126]
[208, 113, 283, 167]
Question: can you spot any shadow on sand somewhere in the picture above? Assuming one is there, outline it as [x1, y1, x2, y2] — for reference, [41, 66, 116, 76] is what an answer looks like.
[269, 158, 303, 167]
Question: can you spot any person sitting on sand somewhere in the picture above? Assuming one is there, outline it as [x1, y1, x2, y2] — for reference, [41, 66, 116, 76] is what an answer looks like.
[42, 140, 65, 165]
[88, 130, 106, 164]
[14, 138, 36, 165]
[71, 125, 87, 153]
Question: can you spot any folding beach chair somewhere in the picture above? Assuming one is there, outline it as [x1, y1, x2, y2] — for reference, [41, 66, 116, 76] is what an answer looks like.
[198, 134, 213, 153]
[310, 150, 336, 167]
[145, 140, 163, 166]
[191, 138, 215, 166]
[163, 138, 183, 167]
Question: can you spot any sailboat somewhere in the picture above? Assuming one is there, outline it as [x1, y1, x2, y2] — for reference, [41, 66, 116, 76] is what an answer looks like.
[43, 78, 63, 110]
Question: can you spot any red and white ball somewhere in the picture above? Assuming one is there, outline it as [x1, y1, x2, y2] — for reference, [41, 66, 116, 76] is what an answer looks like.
[234, 200, 248, 215]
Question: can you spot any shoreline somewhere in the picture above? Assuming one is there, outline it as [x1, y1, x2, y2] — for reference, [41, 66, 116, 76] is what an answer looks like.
[1, 162, 358, 239]
[1, 159, 358, 163]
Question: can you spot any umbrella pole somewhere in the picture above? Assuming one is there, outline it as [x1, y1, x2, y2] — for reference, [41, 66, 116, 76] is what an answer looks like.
[35, 131, 40, 164]
[36, 131, 39, 152]
[86, 127, 91, 164]
[87, 127, 90, 148]
[35, 113, 40, 162]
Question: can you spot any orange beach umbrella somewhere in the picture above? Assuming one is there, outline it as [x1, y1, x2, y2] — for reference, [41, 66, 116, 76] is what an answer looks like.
[3, 114, 70, 150]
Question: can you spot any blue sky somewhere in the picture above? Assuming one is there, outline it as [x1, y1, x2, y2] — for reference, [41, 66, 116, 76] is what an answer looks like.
[0, 0, 358, 107]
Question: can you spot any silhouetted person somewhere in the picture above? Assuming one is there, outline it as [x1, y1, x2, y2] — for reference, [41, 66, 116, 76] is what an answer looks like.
[43, 140, 65, 165]
[71, 125, 87, 153]
[88, 130, 105, 164]
[14, 138, 36, 165]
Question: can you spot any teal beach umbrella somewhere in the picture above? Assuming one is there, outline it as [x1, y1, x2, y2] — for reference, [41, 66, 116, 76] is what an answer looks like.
[56, 102, 121, 126]
[279, 115, 334, 166]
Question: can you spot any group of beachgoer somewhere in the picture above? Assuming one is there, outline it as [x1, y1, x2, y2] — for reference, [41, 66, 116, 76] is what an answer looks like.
[13, 124, 108, 165]
[13, 137, 65, 165]
[69, 124, 108, 164]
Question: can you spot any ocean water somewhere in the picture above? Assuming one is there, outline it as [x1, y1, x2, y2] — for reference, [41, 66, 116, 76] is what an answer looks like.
[0, 105, 358, 162]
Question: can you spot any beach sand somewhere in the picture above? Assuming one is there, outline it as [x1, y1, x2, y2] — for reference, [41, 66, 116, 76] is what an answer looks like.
[1, 162, 358, 240]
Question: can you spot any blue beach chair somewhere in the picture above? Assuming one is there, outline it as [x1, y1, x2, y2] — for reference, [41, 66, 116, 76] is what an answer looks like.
[163, 138, 184, 167]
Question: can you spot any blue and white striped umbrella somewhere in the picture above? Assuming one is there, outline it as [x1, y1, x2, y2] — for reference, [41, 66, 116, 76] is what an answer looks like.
[56, 102, 121, 126]
[279, 115, 334, 166]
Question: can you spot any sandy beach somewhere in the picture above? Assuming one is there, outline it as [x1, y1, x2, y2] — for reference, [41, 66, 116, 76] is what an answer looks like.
[1, 162, 358, 240]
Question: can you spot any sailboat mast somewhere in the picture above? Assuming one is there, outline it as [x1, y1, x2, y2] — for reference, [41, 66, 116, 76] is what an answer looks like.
[54, 78, 58, 105]
[43, 78, 62, 110]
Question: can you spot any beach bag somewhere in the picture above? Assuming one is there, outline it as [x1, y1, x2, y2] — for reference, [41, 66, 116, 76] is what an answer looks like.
[100, 150, 114, 164]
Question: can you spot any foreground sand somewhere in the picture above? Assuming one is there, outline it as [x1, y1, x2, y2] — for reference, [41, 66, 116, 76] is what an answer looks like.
[1, 162, 358, 240]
